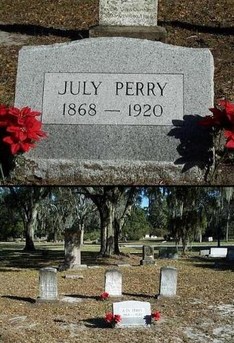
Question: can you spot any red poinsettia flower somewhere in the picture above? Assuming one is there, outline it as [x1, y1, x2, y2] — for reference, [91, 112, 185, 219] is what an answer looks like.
[105, 312, 114, 323]
[0, 104, 10, 127]
[0, 105, 47, 155]
[3, 136, 35, 154]
[8, 106, 41, 125]
[198, 100, 234, 130]
[104, 313, 121, 324]
[114, 314, 121, 323]
[152, 311, 161, 321]
[6, 117, 47, 142]
[0, 104, 8, 116]
[198, 106, 228, 128]
[218, 100, 234, 124]
[100, 292, 109, 301]
[224, 130, 234, 149]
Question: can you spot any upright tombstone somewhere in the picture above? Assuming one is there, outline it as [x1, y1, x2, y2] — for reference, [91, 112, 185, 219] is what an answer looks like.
[105, 269, 122, 297]
[140, 245, 155, 265]
[38, 267, 58, 301]
[90, 0, 166, 41]
[159, 266, 177, 297]
[113, 301, 151, 327]
[13, 38, 214, 185]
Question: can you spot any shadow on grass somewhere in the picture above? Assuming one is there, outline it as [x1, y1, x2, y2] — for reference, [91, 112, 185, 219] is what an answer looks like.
[64, 294, 98, 301]
[0, 249, 107, 270]
[1, 295, 36, 304]
[122, 292, 154, 299]
[185, 256, 234, 271]
[83, 317, 110, 328]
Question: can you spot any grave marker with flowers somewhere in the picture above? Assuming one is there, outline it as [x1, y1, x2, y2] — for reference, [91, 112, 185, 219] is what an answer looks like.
[11, 35, 215, 184]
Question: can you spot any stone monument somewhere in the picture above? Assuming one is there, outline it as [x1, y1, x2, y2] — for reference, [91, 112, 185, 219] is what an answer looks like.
[90, 0, 166, 41]
[159, 266, 177, 297]
[140, 245, 155, 265]
[13, 38, 214, 185]
[38, 267, 58, 301]
[105, 269, 122, 297]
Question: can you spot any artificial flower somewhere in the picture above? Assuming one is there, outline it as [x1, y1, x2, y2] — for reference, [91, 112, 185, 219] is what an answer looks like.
[8, 106, 41, 125]
[100, 292, 109, 301]
[104, 313, 121, 324]
[152, 311, 161, 321]
[3, 136, 35, 154]
[105, 312, 114, 323]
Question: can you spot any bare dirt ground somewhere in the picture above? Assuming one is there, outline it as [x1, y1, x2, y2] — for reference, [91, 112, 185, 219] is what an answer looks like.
[0, 243, 234, 343]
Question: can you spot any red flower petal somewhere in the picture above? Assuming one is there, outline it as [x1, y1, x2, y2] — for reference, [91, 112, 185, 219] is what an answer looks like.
[105, 313, 114, 323]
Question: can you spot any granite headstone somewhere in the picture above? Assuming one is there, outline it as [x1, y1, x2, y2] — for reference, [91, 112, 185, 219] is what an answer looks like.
[105, 269, 122, 297]
[159, 266, 177, 297]
[14, 38, 214, 184]
[38, 267, 58, 301]
[90, 0, 166, 41]
[113, 300, 151, 327]
[140, 245, 155, 265]
[209, 247, 227, 258]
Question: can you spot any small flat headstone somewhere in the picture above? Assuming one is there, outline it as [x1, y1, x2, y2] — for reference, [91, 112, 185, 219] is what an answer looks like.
[64, 274, 84, 279]
[200, 249, 210, 256]
[38, 267, 58, 301]
[113, 300, 151, 327]
[159, 266, 177, 297]
[105, 269, 122, 297]
[209, 247, 227, 258]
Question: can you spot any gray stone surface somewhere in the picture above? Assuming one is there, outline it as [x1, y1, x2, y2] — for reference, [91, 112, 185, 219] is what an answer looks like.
[105, 269, 122, 297]
[38, 267, 58, 301]
[14, 38, 214, 185]
[159, 266, 177, 297]
[99, 0, 158, 26]
[113, 300, 151, 327]
[140, 245, 155, 265]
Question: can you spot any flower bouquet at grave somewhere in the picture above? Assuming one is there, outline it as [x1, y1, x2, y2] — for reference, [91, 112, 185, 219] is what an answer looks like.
[104, 312, 121, 327]
[198, 99, 234, 165]
[99, 292, 109, 301]
[0, 104, 47, 178]
[151, 311, 161, 322]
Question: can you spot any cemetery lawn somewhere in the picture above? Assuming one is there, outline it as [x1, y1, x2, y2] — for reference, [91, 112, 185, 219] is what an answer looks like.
[0, 243, 234, 342]
[0, 0, 233, 104]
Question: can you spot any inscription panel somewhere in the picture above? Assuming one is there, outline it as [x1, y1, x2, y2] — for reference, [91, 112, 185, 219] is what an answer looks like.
[42, 73, 184, 126]
[99, 0, 158, 26]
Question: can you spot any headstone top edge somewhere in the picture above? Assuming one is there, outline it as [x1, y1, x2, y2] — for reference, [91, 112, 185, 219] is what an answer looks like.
[19, 37, 213, 56]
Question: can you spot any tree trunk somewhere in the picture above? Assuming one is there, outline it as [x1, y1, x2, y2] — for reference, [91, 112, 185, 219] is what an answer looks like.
[24, 226, 36, 251]
[23, 206, 38, 252]
[181, 235, 188, 255]
[99, 201, 115, 256]
[114, 218, 121, 255]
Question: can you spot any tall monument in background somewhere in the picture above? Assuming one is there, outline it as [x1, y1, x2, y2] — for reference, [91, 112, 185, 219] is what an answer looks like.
[90, 0, 167, 41]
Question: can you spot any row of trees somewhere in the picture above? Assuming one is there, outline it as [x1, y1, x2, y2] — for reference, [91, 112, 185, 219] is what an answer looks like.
[0, 186, 234, 255]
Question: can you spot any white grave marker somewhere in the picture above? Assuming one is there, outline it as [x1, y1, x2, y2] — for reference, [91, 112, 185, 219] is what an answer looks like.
[105, 269, 122, 297]
[113, 301, 151, 327]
